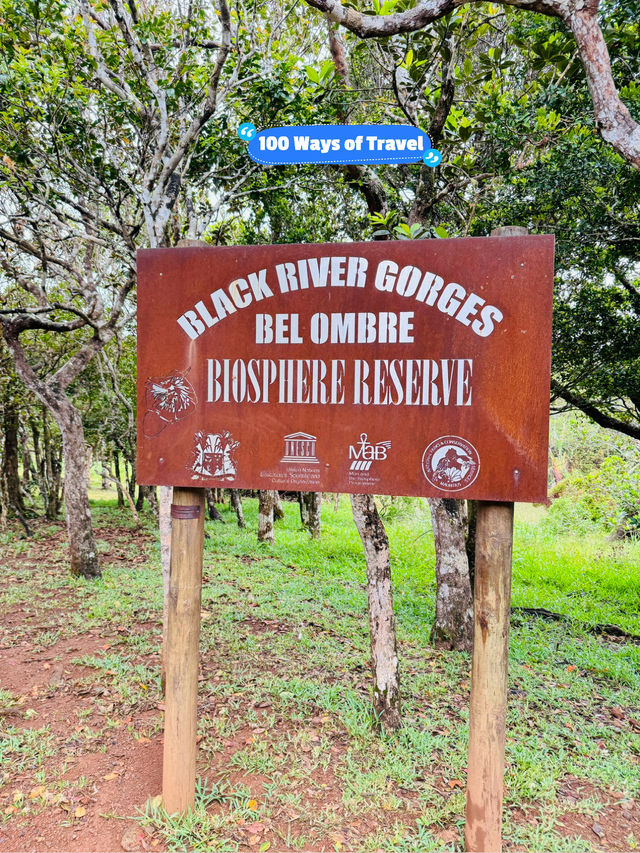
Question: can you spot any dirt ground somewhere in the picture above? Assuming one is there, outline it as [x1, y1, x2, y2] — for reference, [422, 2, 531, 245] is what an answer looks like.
[1, 520, 639, 853]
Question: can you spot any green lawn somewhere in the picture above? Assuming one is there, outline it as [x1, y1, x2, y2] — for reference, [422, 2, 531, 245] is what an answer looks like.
[0, 494, 638, 851]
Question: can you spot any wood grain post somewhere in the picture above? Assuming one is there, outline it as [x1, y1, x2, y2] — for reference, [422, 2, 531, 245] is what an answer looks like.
[465, 501, 514, 852]
[162, 486, 205, 814]
[465, 225, 525, 852]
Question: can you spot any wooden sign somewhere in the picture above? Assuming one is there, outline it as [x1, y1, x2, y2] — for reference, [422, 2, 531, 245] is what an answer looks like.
[137, 237, 554, 501]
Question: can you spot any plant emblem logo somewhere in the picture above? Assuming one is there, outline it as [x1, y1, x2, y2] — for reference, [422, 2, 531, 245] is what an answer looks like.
[422, 436, 480, 491]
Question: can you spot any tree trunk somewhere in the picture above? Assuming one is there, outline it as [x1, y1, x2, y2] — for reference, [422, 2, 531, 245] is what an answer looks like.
[113, 451, 125, 508]
[303, 491, 322, 539]
[298, 491, 309, 527]
[466, 499, 477, 590]
[0, 471, 7, 531]
[230, 489, 245, 528]
[428, 498, 473, 651]
[205, 488, 225, 521]
[350, 493, 401, 732]
[102, 464, 139, 526]
[84, 445, 93, 491]
[19, 423, 33, 487]
[273, 490, 285, 520]
[2, 401, 25, 515]
[257, 489, 274, 542]
[59, 403, 100, 578]
[143, 485, 158, 518]
[42, 410, 62, 519]
[126, 458, 135, 501]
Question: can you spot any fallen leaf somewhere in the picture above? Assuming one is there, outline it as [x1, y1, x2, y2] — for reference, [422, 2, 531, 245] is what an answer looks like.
[592, 822, 605, 839]
[4, 805, 16, 815]
[259, 843, 271, 852]
[438, 828, 458, 844]
[74, 806, 86, 818]
[29, 786, 47, 799]
[12, 791, 23, 802]
[448, 779, 463, 790]
[147, 794, 162, 811]
[611, 707, 625, 720]
[121, 824, 142, 852]
[248, 799, 258, 810]
[103, 772, 119, 781]
[566, 665, 577, 673]
[330, 832, 346, 851]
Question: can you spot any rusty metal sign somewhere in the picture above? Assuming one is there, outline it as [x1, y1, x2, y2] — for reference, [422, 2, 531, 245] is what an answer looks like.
[137, 237, 554, 501]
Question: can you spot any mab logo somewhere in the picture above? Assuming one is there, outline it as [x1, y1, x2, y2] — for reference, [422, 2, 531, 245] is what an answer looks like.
[349, 433, 391, 472]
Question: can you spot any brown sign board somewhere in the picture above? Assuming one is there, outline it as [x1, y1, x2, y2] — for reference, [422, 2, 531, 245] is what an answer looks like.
[137, 237, 554, 501]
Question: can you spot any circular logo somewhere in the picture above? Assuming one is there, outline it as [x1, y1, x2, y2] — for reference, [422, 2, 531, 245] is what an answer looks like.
[422, 436, 480, 492]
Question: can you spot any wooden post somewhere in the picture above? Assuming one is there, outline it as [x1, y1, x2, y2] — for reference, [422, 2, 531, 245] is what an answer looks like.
[162, 486, 205, 814]
[464, 501, 514, 852]
[464, 225, 526, 852]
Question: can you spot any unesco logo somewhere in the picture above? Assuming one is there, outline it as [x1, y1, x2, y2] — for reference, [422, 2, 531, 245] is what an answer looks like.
[422, 436, 480, 491]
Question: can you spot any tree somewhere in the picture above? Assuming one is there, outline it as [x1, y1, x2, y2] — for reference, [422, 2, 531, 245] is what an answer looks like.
[320, 21, 476, 650]
[350, 493, 401, 731]
[462, 8, 640, 438]
[257, 490, 275, 543]
[302, 0, 640, 170]
[0, 0, 259, 577]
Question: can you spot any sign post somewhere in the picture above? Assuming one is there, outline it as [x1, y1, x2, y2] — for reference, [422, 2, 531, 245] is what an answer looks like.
[136, 234, 554, 827]
[464, 500, 514, 851]
[161, 486, 204, 814]
[465, 226, 528, 852]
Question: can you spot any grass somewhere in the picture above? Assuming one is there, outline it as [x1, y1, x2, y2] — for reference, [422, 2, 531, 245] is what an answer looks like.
[0, 488, 638, 851]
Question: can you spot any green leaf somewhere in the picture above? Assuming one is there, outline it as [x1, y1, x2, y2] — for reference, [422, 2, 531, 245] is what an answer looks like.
[304, 65, 319, 84]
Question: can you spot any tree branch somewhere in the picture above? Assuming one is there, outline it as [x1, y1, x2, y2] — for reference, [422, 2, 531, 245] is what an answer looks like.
[569, 5, 640, 170]
[551, 379, 640, 440]
[304, 0, 640, 169]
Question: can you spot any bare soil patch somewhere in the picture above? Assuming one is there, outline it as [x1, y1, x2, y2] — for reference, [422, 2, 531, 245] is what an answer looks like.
[1, 518, 639, 852]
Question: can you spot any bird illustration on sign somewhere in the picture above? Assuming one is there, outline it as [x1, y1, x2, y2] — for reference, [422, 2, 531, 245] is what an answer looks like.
[422, 436, 480, 491]
[143, 370, 197, 437]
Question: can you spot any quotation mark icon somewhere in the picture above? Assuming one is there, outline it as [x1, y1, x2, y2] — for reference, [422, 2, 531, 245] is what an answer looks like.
[423, 149, 442, 167]
[238, 122, 257, 141]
